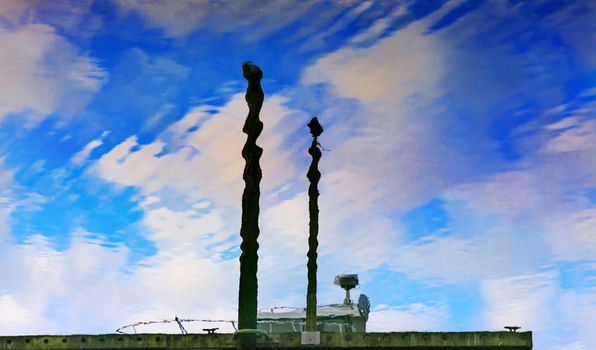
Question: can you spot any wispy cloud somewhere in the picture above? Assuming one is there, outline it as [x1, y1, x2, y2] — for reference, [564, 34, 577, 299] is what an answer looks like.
[116, 0, 317, 39]
[349, 4, 407, 45]
[70, 131, 110, 166]
[367, 303, 448, 332]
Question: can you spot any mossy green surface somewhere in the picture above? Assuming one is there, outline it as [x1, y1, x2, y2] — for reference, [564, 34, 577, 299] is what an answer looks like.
[0, 331, 532, 349]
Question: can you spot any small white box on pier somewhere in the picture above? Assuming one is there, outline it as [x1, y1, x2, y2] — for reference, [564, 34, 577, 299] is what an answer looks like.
[300, 331, 320, 345]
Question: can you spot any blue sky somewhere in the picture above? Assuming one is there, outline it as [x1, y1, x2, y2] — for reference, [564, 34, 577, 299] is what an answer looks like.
[0, 0, 595, 348]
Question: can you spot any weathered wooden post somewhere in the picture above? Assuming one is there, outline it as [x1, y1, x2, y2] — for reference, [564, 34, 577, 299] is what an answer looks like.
[237, 61, 264, 349]
[306, 117, 323, 333]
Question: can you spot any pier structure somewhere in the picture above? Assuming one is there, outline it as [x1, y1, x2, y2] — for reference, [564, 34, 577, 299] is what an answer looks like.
[0, 331, 533, 349]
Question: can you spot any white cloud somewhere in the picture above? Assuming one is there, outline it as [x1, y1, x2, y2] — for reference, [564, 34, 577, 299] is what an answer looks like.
[0, 23, 106, 126]
[446, 170, 554, 217]
[551, 343, 588, 350]
[259, 193, 309, 263]
[93, 93, 304, 209]
[88, 91, 318, 321]
[579, 87, 596, 98]
[0, 157, 239, 334]
[300, 9, 535, 217]
[302, 20, 444, 108]
[0, 1, 101, 34]
[367, 303, 448, 332]
[543, 118, 596, 154]
[442, 106, 595, 262]
[129, 253, 238, 318]
[143, 103, 176, 130]
[297, 0, 376, 52]
[71, 139, 104, 166]
[117, 0, 209, 38]
[141, 206, 230, 254]
[116, 0, 316, 39]
[0, 158, 14, 238]
[545, 116, 582, 130]
[350, 4, 406, 44]
[0, 229, 243, 334]
[0, 295, 40, 335]
[544, 208, 596, 261]
[558, 287, 596, 349]
[0, 155, 241, 333]
[548, 2, 596, 70]
[301, 23, 457, 212]
[70, 131, 110, 166]
[0, 232, 127, 334]
[481, 271, 557, 332]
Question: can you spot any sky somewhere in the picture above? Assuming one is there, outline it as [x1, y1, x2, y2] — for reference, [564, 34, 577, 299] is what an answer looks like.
[0, 0, 595, 348]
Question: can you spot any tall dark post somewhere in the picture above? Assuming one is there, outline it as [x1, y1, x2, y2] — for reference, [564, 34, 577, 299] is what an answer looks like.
[237, 62, 264, 349]
[306, 117, 323, 332]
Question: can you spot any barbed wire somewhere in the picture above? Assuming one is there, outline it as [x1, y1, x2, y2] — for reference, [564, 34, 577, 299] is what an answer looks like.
[116, 316, 237, 334]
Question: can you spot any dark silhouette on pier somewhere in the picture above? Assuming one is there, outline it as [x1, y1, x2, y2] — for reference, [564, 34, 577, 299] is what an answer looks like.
[237, 61, 264, 349]
[306, 117, 323, 332]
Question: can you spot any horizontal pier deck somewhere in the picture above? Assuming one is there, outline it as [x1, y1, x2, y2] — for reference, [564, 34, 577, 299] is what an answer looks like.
[0, 331, 532, 349]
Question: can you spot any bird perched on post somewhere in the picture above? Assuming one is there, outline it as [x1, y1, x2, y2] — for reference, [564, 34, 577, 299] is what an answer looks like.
[307, 117, 324, 138]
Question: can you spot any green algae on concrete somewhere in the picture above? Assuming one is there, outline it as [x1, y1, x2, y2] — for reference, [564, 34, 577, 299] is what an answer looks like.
[0, 331, 531, 349]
